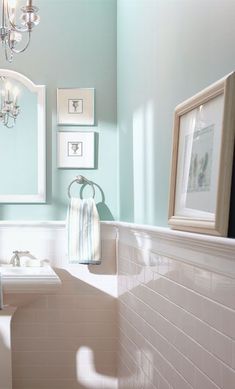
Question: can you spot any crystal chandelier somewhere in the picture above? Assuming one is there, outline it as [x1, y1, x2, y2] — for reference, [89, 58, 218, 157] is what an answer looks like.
[0, 76, 20, 128]
[0, 0, 40, 62]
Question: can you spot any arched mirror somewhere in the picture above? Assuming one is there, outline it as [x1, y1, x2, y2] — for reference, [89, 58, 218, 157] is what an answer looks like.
[0, 69, 46, 203]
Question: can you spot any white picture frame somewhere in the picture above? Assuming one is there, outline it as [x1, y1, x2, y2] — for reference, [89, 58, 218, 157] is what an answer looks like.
[168, 72, 235, 236]
[57, 132, 95, 169]
[57, 88, 95, 125]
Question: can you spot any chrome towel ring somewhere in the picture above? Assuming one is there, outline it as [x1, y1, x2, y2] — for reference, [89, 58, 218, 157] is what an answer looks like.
[68, 175, 95, 199]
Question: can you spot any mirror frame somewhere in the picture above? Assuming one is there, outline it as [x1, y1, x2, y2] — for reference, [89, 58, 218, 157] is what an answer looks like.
[0, 69, 46, 203]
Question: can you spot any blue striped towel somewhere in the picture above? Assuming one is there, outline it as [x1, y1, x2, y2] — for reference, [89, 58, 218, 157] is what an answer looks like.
[67, 197, 101, 264]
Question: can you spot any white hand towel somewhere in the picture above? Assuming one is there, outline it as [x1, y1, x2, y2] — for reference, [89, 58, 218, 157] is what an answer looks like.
[67, 197, 101, 264]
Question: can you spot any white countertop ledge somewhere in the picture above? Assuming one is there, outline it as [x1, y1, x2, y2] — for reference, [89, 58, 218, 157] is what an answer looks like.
[0, 265, 61, 294]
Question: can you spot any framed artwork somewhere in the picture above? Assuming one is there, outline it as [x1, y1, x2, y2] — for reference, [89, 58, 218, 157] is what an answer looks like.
[168, 72, 235, 236]
[57, 88, 95, 125]
[57, 132, 95, 168]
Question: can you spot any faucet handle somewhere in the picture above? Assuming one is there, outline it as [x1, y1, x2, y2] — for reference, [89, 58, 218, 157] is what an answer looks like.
[11, 251, 30, 267]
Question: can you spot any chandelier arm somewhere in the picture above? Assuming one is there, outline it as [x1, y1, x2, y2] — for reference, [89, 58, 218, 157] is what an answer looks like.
[7, 21, 30, 33]
[3, 114, 8, 126]
[2, 111, 14, 128]
[8, 111, 19, 119]
[5, 121, 14, 128]
[8, 21, 29, 33]
[0, 1, 40, 62]
[2, 0, 5, 27]
[10, 30, 31, 54]
[4, 43, 13, 62]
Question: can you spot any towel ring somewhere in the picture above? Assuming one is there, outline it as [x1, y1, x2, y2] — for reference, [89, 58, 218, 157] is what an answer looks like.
[68, 175, 95, 199]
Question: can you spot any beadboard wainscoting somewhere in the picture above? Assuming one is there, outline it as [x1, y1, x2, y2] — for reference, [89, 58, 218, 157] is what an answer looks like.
[117, 224, 235, 389]
[0, 222, 118, 389]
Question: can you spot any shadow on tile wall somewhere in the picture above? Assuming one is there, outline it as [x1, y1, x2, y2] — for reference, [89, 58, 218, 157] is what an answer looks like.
[12, 269, 118, 389]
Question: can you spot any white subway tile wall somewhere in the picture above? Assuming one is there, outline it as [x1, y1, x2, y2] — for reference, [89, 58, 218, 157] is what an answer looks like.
[0, 223, 118, 389]
[117, 226, 235, 389]
[1, 222, 234, 389]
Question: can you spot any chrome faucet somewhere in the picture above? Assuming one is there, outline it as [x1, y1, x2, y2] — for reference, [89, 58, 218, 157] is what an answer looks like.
[10, 251, 30, 267]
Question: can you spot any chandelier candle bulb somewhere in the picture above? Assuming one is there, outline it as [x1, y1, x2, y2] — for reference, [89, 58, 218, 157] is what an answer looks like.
[1, 90, 5, 108]
[5, 83, 10, 101]
[13, 87, 18, 105]
[8, 0, 16, 23]
[8, 0, 16, 10]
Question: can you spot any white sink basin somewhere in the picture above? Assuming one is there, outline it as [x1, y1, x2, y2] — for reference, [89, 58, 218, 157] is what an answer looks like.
[0, 265, 61, 307]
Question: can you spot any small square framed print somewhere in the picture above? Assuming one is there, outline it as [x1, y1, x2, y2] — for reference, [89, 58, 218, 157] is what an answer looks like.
[57, 88, 95, 125]
[57, 132, 95, 168]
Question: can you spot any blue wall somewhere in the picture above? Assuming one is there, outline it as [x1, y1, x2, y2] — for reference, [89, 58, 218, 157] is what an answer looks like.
[1, 0, 235, 225]
[0, 0, 117, 220]
[117, 0, 235, 226]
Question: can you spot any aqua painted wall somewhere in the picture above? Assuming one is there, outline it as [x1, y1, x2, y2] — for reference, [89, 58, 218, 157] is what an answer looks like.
[0, 0, 117, 220]
[1, 0, 235, 224]
[117, 0, 235, 226]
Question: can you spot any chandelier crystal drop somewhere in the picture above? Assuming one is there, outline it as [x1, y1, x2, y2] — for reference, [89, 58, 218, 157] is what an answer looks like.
[0, 0, 40, 62]
[0, 76, 20, 128]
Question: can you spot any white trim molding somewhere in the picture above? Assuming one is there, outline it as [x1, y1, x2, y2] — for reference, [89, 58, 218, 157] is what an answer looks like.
[115, 222, 235, 278]
[0, 220, 233, 277]
[0, 220, 118, 240]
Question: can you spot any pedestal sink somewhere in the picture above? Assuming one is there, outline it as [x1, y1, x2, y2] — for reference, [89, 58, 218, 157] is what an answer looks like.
[0, 265, 61, 389]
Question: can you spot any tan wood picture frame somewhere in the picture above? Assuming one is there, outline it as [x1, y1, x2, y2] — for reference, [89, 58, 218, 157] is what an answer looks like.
[168, 72, 235, 236]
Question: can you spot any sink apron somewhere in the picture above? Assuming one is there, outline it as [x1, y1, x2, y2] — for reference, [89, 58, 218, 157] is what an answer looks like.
[0, 306, 17, 389]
